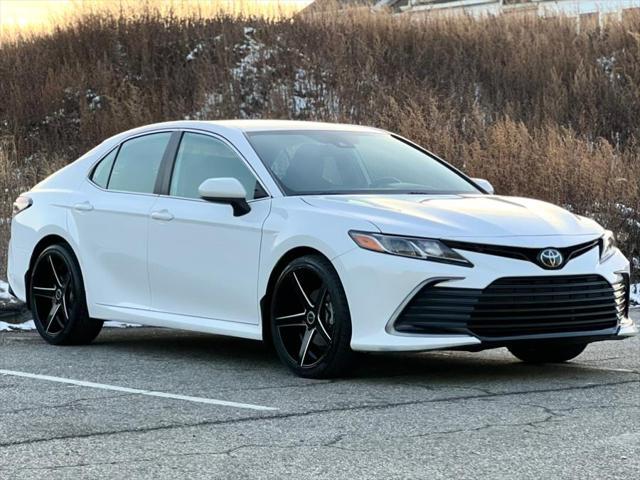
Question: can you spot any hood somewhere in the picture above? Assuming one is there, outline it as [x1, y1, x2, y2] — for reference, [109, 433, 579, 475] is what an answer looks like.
[302, 194, 603, 241]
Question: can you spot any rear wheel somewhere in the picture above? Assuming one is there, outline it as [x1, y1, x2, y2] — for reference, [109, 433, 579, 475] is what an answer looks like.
[270, 255, 354, 378]
[508, 342, 587, 363]
[29, 244, 103, 345]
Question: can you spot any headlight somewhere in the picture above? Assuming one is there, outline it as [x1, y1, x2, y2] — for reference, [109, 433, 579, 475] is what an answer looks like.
[599, 230, 617, 263]
[349, 231, 472, 267]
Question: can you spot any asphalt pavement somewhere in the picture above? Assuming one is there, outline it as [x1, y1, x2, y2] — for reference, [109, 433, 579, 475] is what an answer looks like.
[0, 311, 638, 479]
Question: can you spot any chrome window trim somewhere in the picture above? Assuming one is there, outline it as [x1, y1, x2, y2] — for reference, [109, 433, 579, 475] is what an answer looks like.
[85, 127, 275, 200]
[165, 129, 273, 201]
[85, 129, 175, 196]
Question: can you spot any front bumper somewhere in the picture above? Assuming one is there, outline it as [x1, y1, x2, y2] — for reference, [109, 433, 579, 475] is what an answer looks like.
[333, 241, 636, 352]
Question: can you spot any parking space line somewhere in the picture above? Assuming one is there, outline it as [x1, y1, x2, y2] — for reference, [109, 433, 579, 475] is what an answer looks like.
[567, 364, 639, 374]
[0, 369, 277, 411]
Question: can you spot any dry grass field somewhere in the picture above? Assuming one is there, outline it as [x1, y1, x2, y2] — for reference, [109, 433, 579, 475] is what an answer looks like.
[0, 6, 638, 278]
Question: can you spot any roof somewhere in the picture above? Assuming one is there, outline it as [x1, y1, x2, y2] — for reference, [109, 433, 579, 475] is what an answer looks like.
[209, 119, 383, 133]
[104, 120, 384, 146]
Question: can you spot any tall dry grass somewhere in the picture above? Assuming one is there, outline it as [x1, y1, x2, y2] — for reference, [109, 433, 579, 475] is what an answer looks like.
[0, 7, 639, 277]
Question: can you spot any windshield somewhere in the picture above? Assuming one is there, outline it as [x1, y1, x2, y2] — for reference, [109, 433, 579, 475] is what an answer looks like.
[246, 130, 480, 195]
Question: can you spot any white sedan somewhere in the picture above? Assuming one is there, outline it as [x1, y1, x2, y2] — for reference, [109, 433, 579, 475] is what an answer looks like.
[7, 120, 637, 377]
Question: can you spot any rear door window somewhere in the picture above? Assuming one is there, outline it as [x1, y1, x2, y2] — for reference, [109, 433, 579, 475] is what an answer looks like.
[107, 133, 171, 194]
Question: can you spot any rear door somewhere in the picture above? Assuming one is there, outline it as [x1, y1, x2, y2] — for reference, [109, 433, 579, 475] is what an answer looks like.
[73, 131, 174, 311]
[147, 131, 271, 324]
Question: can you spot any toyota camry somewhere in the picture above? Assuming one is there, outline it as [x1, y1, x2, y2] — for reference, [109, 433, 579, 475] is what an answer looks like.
[7, 120, 637, 377]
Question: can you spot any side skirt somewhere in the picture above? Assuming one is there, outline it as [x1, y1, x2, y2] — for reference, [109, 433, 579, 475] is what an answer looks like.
[91, 304, 262, 340]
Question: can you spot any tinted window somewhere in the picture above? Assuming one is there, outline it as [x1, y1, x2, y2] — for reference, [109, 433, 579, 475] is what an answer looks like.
[170, 133, 263, 200]
[90, 148, 117, 188]
[108, 133, 171, 194]
[247, 131, 480, 195]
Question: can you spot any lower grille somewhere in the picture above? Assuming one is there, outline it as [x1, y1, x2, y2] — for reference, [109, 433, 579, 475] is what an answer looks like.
[394, 275, 624, 340]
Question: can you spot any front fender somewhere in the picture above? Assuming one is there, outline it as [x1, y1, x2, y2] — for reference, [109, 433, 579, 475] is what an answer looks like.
[258, 198, 379, 299]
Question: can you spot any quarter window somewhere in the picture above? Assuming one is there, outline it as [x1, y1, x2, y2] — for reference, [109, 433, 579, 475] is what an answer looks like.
[169, 133, 265, 200]
[90, 148, 117, 188]
[107, 132, 171, 194]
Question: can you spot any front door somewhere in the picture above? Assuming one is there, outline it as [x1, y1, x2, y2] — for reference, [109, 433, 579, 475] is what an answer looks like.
[147, 132, 271, 324]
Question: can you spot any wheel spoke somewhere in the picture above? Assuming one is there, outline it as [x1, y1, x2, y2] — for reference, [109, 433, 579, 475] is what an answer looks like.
[273, 266, 338, 369]
[275, 312, 306, 328]
[315, 287, 328, 310]
[292, 271, 314, 309]
[48, 255, 63, 288]
[316, 315, 332, 342]
[315, 288, 332, 342]
[61, 294, 70, 321]
[32, 286, 56, 299]
[298, 328, 315, 366]
[45, 302, 61, 333]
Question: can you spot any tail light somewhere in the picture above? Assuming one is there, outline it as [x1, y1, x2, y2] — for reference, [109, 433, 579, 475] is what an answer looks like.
[12, 195, 32, 217]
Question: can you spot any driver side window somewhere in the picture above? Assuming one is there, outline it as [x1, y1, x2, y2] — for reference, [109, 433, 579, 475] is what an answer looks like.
[169, 133, 265, 200]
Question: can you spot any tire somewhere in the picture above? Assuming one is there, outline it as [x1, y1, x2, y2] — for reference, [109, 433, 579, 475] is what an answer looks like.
[29, 244, 103, 345]
[508, 342, 588, 364]
[270, 254, 354, 378]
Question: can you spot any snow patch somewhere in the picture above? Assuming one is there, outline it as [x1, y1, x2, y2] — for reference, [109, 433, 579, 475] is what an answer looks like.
[1, 280, 141, 330]
[0, 280, 19, 303]
[228, 26, 340, 119]
[185, 27, 340, 120]
[231, 26, 275, 118]
[631, 283, 639, 306]
[0, 320, 35, 331]
[86, 89, 103, 111]
[0, 320, 141, 331]
[186, 43, 204, 62]
[185, 92, 224, 120]
[103, 321, 142, 328]
[597, 54, 622, 84]
[615, 203, 640, 231]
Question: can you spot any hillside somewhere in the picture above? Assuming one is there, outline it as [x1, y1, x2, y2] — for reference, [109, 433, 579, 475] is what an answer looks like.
[0, 8, 638, 281]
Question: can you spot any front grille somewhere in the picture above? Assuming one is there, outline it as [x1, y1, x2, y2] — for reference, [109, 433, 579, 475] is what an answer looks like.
[394, 275, 624, 340]
[442, 238, 599, 270]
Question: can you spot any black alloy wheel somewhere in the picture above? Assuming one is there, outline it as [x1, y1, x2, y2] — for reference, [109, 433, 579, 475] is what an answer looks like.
[30, 244, 103, 345]
[270, 255, 354, 378]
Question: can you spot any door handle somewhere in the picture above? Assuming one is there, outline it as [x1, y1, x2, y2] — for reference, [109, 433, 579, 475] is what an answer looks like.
[73, 201, 94, 212]
[150, 210, 174, 221]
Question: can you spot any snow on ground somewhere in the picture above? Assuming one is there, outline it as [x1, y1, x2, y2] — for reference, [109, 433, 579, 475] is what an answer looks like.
[185, 92, 225, 120]
[0, 320, 36, 331]
[631, 283, 639, 307]
[0, 279, 140, 330]
[0, 319, 141, 332]
[0, 280, 19, 303]
[103, 321, 141, 328]
[231, 27, 339, 118]
[185, 42, 204, 62]
[185, 27, 340, 120]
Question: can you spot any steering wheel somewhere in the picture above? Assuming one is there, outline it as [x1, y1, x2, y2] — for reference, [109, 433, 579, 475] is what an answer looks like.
[370, 176, 402, 188]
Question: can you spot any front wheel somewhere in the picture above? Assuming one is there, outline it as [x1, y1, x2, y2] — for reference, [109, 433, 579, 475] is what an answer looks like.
[29, 244, 103, 345]
[508, 342, 587, 364]
[270, 254, 354, 378]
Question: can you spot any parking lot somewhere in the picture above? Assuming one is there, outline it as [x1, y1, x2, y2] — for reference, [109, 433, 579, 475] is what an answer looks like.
[1, 311, 638, 480]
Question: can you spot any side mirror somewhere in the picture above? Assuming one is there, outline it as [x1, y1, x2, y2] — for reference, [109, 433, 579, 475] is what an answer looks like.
[472, 178, 495, 195]
[198, 177, 251, 216]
